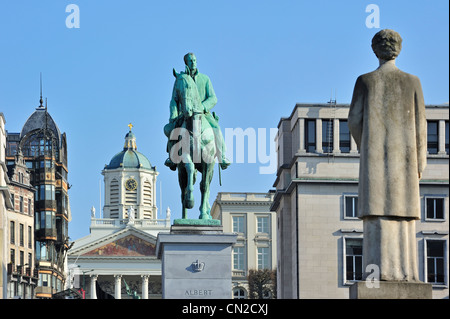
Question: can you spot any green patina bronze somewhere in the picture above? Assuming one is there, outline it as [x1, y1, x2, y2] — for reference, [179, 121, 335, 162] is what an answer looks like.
[163, 53, 230, 222]
[173, 218, 221, 226]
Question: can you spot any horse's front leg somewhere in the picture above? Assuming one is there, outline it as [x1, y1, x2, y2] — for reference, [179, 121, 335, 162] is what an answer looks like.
[199, 163, 214, 219]
[182, 161, 195, 210]
[177, 164, 188, 219]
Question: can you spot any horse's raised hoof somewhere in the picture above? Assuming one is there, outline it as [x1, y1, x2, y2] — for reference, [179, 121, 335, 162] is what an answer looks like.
[184, 199, 195, 209]
[220, 157, 231, 170]
[164, 158, 177, 171]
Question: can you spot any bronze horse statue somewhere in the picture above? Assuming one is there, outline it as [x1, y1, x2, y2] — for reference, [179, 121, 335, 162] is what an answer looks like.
[167, 69, 218, 220]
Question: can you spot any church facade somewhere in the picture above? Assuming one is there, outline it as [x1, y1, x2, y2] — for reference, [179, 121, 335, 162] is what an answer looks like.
[68, 128, 170, 299]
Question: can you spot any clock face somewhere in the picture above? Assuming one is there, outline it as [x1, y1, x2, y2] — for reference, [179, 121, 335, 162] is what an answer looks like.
[125, 178, 137, 191]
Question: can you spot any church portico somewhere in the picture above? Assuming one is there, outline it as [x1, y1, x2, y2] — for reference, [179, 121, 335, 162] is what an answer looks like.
[69, 227, 165, 299]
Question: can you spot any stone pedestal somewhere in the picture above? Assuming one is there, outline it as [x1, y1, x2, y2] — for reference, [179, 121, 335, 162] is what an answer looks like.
[156, 222, 237, 299]
[349, 281, 432, 299]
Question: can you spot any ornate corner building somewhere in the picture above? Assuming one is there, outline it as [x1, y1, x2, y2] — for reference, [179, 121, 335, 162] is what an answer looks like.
[2, 97, 71, 298]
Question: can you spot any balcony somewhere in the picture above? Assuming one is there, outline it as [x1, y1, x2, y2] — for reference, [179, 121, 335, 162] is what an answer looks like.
[7, 263, 39, 279]
[90, 218, 171, 230]
[232, 270, 247, 278]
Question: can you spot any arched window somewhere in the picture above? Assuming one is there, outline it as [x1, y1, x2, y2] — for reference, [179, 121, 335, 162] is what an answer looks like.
[233, 287, 246, 299]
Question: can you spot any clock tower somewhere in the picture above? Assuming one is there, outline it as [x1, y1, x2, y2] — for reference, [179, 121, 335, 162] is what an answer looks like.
[102, 126, 158, 220]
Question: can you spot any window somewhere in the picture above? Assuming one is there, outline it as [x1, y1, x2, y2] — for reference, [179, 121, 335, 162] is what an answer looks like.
[427, 121, 439, 154]
[10, 249, 15, 265]
[344, 195, 358, 219]
[40, 274, 49, 287]
[45, 211, 55, 229]
[426, 240, 445, 285]
[257, 247, 270, 269]
[10, 221, 15, 244]
[28, 226, 32, 248]
[28, 199, 32, 215]
[445, 121, 449, 154]
[19, 224, 24, 246]
[39, 185, 55, 201]
[19, 251, 24, 266]
[339, 120, 351, 153]
[257, 216, 269, 234]
[11, 193, 14, 207]
[36, 211, 55, 230]
[345, 238, 363, 281]
[232, 216, 245, 233]
[19, 196, 24, 213]
[233, 246, 245, 270]
[35, 212, 40, 230]
[7, 141, 18, 156]
[425, 197, 445, 220]
[305, 119, 316, 152]
[36, 241, 49, 261]
[322, 119, 333, 153]
[233, 288, 246, 299]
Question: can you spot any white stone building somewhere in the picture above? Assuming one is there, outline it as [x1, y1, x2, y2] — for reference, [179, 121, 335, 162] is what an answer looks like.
[0, 113, 11, 299]
[272, 103, 449, 299]
[211, 192, 276, 299]
[68, 128, 170, 299]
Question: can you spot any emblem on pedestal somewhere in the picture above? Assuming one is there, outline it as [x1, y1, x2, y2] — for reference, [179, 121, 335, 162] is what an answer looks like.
[191, 259, 205, 272]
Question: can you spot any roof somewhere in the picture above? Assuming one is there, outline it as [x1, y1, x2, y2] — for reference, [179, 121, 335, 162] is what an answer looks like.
[20, 106, 61, 145]
[105, 129, 154, 170]
[106, 149, 153, 170]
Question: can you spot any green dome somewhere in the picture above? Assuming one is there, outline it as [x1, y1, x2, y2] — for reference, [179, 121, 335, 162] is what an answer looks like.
[105, 129, 153, 170]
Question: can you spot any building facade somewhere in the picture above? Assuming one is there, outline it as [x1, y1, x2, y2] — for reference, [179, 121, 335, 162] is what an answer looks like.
[68, 128, 170, 299]
[6, 147, 38, 298]
[211, 192, 276, 299]
[4, 98, 71, 298]
[0, 113, 12, 298]
[272, 103, 449, 299]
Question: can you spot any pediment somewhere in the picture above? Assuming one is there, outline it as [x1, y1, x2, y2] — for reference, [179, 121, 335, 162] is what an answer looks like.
[82, 234, 156, 257]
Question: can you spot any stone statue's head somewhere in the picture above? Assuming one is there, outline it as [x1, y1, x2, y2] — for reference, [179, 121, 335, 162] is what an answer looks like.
[371, 29, 402, 61]
[183, 52, 197, 71]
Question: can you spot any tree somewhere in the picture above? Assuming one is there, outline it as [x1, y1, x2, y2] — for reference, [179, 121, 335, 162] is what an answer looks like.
[247, 268, 277, 299]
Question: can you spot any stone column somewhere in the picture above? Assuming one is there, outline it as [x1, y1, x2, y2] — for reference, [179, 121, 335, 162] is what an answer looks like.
[350, 136, 358, 154]
[333, 118, 340, 153]
[114, 275, 122, 299]
[90, 274, 98, 299]
[141, 275, 149, 299]
[438, 120, 446, 154]
[298, 118, 306, 154]
[316, 119, 323, 153]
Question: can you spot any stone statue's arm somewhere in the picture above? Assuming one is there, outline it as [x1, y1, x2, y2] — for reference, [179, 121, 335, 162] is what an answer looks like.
[202, 77, 218, 113]
[169, 83, 179, 121]
[348, 76, 365, 148]
[414, 77, 427, 179]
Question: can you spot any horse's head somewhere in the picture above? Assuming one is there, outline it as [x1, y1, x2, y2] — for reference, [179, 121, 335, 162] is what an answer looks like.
[173, 68, 202, 119]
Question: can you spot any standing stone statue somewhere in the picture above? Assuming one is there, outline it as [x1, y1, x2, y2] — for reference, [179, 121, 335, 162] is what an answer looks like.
[348, 29, 427, 281]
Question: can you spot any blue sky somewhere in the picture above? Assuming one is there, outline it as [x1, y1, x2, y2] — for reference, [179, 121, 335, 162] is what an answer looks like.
[0, 1, 448, 241]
